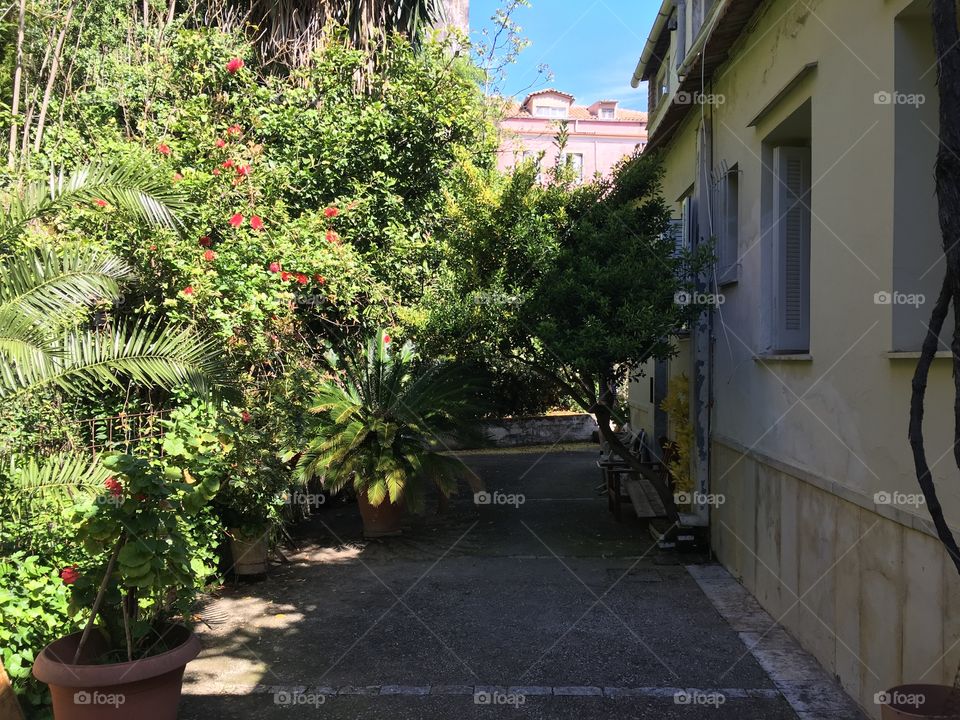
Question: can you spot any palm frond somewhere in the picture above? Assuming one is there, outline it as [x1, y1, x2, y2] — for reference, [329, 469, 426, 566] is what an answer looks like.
[4, 451, 110, 522]
[0, 320, 229, 399]
[0, 163, 192, 238]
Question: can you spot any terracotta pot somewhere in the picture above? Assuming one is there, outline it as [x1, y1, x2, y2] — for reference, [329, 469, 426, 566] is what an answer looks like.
[32, 624, 200, 720]
[356, 493, 405, 537]
[880, 684, 960, 719]
[229, 532, 269, 576]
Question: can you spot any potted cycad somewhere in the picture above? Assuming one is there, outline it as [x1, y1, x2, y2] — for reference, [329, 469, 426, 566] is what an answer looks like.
[295, 332, 484, 536]
[31, 453, 219, 719]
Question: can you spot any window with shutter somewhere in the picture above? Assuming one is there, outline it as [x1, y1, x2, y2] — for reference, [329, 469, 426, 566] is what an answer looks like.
[772, 147, 811, 353]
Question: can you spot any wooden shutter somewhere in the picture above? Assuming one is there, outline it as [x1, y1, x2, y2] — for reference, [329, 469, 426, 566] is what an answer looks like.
[772, 147, 811, 352]
[682, 195, 696, 252]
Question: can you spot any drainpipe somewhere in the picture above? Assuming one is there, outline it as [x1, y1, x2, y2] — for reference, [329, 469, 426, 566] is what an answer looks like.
[630, 1, 675, 88]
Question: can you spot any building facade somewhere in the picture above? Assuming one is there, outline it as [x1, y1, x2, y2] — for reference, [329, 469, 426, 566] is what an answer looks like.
[631, 1, 959, 717]
[497, 90, 648, 180]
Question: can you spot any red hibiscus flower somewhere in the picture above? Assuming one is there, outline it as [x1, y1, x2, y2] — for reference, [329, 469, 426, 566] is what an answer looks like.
[227, 125, 242, 137]
[93, 198, 107, 208]
[229, 213, 244, 227]
[222, 159, 235, 168]
[325, 230, 340, 244]
[269, 262, 281, 273]
[172, 172, 184, 183]
[183, 286, 194, 296]
[215, 138, 226, 148]
[314, 274, 325, 284]
[204, 249, 217, 262]
[383, 334, 391, 344]
[324, 206, 339, 219]
[212, 168, 222, 176]
[59, 567, 79, 585]
[104, 477, 123, 497]
[236, 164, 251, 177]
[295, 273, 308, 285]
[241, 411, 252, 423]
[250, 215, 264, 231]
[199, 236, 212, 247]
[157, 143, 171, 156]
[226, 57, 244, 74]
[281, 271, 291, 281]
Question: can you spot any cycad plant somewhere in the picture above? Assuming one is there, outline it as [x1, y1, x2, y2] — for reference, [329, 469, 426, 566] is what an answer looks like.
[295, 332, 484, 521]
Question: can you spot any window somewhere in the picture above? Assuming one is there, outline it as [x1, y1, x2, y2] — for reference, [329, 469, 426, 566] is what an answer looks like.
[599, 107, 616, 120]
[675, 0, 687, 69]
[522, 150, 544, 183]
[565, 153, 584, 181]
[534, 105, 567, 119]
[771, 147, 811, 353]
[716, 164, 740, 284]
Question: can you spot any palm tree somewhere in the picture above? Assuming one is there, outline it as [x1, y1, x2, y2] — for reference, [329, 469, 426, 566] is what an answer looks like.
[221, 0, 447, 70]
[295, 332, 483, 533]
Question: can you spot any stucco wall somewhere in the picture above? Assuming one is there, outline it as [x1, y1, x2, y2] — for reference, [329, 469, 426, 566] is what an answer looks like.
[644, 0, 960, 714]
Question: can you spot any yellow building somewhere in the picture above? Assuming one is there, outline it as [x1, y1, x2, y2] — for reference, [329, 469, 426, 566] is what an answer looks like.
[631, 0, 960, 716]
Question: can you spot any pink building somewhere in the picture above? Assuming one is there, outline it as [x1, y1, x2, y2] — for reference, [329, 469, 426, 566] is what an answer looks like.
[497, 90, 648, 181]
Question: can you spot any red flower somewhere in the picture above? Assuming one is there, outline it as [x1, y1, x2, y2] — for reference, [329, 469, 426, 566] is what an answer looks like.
[281, 271, 291, 281]
[383, 334, 391, 344]
[212, 168, 222, 176]
[59, 567, 79, 585]
[295, 273, 308, 285]
[149, 244, 157, 251]
[172, 172, 184, 183]
[314, 274, 325, 284]
[183, 286, 194, 296]
[250, 215, 264, 231]
[203, 249, 217, 262]
[157, 143, 171, 156]
[324, 206, 339, 219]
[269, 262, 281, 273]
[222, 159, 235, 168]
[93, 198, 107, 208]
[236, 164, 251, 177]
[226, 57, 244, 74]
[325, 230, 340, 244]
[229, 213, 244, 227]
[104, 477, 123, 497]
[215, 138, 226, 148]
[241, 410, 252, 423]
[199, 236, 212, 247]
[227, 125, 242, 137]
[135, 492, 147, 502]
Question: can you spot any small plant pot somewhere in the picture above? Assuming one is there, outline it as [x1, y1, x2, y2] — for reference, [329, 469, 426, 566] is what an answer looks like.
[357, 493, 405, 537]
[229, 531, 270, 576]
[880, 684, 960, 719]
[32, 624, 200, 720]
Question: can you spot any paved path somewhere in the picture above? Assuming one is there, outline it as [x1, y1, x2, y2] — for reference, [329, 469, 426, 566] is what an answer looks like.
[180, 447, 861, 719]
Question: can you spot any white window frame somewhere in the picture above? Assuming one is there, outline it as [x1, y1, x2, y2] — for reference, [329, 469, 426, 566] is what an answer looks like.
[565, 152, 584, 181]
[599, 107, 616, 120]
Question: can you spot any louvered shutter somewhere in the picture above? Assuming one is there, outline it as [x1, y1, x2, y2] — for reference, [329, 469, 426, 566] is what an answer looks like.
[676, 1, 687, 69]
[773, 147, 811, 352]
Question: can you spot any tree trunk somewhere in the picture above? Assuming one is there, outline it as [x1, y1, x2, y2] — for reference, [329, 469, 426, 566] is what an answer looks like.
[33, 1, 77, 153]
[7, 0, 27, 169]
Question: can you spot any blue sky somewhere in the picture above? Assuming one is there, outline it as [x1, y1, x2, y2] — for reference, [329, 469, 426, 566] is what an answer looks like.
[469, 0, 660, 110]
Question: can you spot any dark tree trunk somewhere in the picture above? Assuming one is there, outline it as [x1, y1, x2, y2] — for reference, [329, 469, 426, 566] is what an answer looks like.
[911, 0, 960, 577]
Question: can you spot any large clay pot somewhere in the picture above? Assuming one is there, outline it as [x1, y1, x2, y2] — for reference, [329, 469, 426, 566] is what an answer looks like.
[880, 684, 960, 719]
[229, 531, 269, 576]
[32, 625, 200, 720]
[357, 493, 404, 537]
